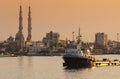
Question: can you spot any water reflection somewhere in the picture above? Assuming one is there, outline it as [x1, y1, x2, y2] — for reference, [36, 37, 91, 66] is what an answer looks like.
[0, 55, 120, 79]
[17, 56, 34, 79]
[17, 56, 24, 69]
[17, 56, 33, 68]
[64, 67, 95, 79]
[27, 56, 33, 68]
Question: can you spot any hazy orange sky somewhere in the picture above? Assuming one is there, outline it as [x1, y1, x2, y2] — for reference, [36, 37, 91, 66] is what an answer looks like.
[0, 0, 120, 42]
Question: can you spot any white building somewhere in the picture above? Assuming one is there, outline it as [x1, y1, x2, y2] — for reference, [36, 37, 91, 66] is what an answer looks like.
[28, 41, 50, 55]
[28, 41, 43, 54]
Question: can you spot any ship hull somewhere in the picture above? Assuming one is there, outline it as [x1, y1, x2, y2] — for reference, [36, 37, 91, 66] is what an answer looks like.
[63, 56, 94, 68]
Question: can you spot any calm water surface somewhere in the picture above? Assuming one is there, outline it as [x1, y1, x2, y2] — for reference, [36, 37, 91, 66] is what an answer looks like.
[0, 55, 120, 79]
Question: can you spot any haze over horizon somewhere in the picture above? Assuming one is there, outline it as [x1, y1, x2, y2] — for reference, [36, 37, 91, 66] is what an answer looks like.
[0, 0, 120, 42]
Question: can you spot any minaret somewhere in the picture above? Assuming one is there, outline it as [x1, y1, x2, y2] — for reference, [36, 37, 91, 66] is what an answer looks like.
[27, 5, 32, 41]
[15, 5, 24, 51]
[19, 5, 23, 34]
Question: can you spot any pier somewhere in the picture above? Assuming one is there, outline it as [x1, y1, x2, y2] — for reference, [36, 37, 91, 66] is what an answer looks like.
[93, 58, 120, 67]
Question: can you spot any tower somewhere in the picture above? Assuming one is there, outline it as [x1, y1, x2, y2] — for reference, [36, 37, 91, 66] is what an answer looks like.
[27, 5, 32, 41]
[15, 5, 25, 51]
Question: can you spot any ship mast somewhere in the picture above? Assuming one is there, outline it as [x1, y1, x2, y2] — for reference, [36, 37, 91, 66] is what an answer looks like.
[77, 27, 82, 44]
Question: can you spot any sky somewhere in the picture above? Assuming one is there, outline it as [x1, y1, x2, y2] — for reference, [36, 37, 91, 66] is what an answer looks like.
[0, 0, 120, 42]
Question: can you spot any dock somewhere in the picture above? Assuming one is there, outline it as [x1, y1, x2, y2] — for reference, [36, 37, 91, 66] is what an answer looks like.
[93, 58, 120, 67]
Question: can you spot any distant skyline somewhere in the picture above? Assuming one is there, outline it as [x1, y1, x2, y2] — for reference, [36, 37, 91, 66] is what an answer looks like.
[0, 0, 120, 42]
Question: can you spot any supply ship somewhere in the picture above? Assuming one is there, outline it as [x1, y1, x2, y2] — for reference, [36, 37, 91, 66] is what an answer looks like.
[63, 28, 95, 68]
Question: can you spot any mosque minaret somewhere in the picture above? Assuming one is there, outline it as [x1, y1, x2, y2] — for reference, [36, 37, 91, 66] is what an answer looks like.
[15, 5, 25, 51]
[27, 5, 32, 41]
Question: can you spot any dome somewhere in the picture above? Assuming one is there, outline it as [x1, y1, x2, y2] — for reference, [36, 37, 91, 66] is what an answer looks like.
[7, 35, 14, 42]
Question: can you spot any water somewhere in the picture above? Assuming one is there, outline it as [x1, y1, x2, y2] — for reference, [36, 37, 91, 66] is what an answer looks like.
[0, 55, 120, 79]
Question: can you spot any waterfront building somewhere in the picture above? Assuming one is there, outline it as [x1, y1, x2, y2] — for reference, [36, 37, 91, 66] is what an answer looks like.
[95, 32, 108, 47]
[28, 41, 49, 55]
[107, 40, 120, 54]
[108, 40, 117, 48]
[42, 31, 60, 47]
[94, 32, 108, 53]
[15, 5, 25, 51]
[28, 41, 42, 54]
[7, 36, 17, 52]
[7, 35, 14, 43]
[0, 36, 19, 53]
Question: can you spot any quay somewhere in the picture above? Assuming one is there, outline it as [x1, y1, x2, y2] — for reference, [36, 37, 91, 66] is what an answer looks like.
[93, 58, 120, 67]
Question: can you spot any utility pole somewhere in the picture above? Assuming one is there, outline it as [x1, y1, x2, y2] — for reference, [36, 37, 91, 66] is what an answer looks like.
[117, 33, 119, 42]
[72, 32, 75, 42]
[117, 33, 119, 48]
